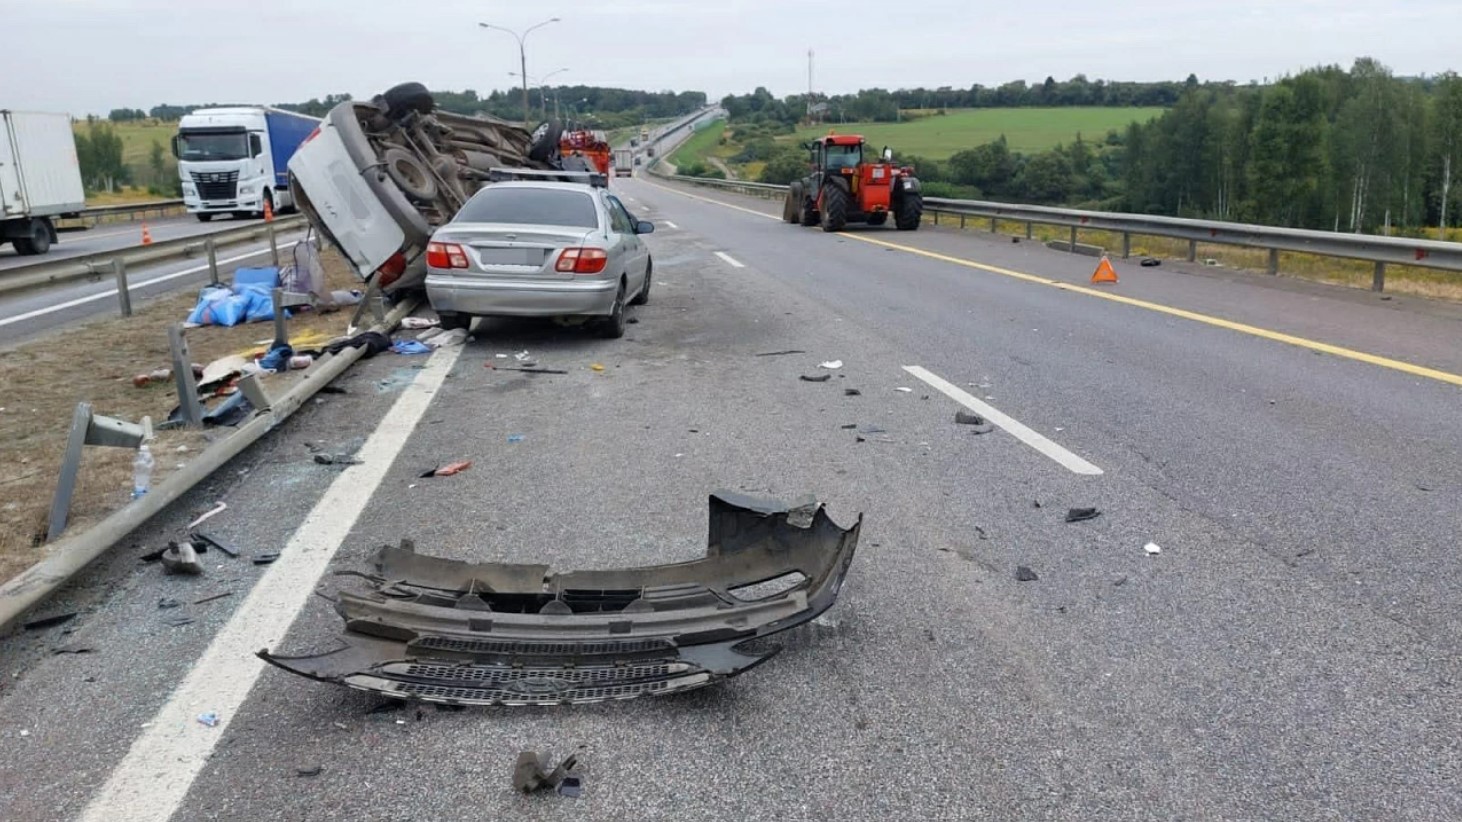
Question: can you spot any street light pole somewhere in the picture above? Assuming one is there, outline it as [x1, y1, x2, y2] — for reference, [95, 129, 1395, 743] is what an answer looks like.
[509, 68, 569, 121]
[479, 17, 560, 126]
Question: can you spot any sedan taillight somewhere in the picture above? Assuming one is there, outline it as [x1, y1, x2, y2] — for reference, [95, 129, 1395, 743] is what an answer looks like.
[426, 242, 469, 269]
[555, 247, 609, 274]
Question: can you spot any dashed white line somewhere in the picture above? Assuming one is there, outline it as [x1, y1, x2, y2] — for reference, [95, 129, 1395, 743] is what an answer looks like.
[78, 344, 465, 822]
[714, 251, 745, 268]
[904, 365, 1103, 475]
[663, 220, 678, 229]
[0, 241, 300, 328]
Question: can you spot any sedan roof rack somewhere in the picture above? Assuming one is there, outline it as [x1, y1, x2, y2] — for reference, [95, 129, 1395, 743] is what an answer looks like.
[486, 167, 608, 188]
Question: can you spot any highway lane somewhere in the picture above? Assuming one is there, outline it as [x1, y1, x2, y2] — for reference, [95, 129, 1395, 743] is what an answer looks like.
[0, 175, 1456, 821]
[0, 213, 269, 274]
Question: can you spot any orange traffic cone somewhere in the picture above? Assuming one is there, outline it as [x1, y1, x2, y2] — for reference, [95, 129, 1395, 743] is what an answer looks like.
[1091, 255, 1118, 285]
[140, 221, 153, 246]
[263, 198, 274, 223]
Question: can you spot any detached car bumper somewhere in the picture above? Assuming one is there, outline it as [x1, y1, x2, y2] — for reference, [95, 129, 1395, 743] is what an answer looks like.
[260, 492, 862, 706]
[425, 273, 619, 317]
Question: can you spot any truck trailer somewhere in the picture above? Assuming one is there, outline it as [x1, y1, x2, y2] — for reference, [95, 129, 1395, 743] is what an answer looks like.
[174, 107, 319, 221]
[0, 110, 86, 256]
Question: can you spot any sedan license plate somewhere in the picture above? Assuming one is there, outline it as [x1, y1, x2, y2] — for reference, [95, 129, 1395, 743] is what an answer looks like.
[475, 247, 542, 266]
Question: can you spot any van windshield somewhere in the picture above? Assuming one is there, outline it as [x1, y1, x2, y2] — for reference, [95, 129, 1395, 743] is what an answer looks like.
[178, 131, 249, 161]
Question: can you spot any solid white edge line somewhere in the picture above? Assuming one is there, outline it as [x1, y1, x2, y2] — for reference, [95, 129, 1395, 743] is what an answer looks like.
[79, 344, 465, 822]
[904, 365, 1104, 476]
[0, 239, 301, 329]
[714, 251, 746, 268]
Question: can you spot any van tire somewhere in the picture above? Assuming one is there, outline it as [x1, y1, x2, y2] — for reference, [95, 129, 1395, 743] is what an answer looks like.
[383, 148, 438, 201]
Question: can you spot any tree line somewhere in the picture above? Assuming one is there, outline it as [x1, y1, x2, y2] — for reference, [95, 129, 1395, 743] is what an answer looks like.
[721, 75, 1206, 125]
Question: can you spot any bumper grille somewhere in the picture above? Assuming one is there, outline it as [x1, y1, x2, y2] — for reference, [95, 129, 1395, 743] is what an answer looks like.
[191, 170, 238, 201]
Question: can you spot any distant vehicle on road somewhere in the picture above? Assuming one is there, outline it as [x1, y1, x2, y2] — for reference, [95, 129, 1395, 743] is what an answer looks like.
[173, 107, 318, 222]
[424, 172, 653, 338]
[560, 129, 612, 177]
[0, 110, 85, 256]
[614, 148, 634, 177]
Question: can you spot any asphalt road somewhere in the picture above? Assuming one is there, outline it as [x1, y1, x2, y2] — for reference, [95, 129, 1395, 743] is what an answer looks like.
[0, 175, 1457, 821]
[0, 213, 266, 274]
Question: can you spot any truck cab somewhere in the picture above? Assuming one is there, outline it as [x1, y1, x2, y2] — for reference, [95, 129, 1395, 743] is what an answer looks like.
[174, 107, 318, 221]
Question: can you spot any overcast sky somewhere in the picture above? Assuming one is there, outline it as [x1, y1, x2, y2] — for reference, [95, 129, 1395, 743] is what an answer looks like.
[5, 0, 1457, 116]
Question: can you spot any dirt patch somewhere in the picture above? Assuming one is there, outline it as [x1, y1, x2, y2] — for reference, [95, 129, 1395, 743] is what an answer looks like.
[0, 248, 369, 582]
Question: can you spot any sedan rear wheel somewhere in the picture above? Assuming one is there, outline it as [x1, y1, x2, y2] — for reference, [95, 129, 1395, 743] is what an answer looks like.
[598, 282, 627, 339]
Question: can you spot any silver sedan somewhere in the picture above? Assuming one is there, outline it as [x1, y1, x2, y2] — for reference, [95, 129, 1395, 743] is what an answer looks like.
[424, 181, 653, 338]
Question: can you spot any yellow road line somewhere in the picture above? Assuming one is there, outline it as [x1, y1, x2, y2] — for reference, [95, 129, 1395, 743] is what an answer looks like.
[641, 178, 1462, 389]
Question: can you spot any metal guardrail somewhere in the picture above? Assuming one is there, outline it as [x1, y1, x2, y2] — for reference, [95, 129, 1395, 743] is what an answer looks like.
[56, 199, 187, 228]
[648, 171, 1462, 291]
[1, 215, 305, 298]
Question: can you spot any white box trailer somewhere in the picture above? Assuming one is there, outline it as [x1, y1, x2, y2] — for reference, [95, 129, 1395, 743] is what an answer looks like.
[1, 110, 86, 255]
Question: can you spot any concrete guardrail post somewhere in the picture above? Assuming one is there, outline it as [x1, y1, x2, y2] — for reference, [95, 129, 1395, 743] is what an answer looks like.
[1372, 261, 1386, 292]
[1025, 222, 1033, 240]
[1187, 240, 1198, 262]
[1122, 232, 1132, 259]
[1268, 248, 1280, 275]
[1070, 226, 1078, 251]
[112, 259, 131, 317]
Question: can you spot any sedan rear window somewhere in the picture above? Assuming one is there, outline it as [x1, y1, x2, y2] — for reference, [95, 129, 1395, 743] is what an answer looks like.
[454, 188, 599, 228]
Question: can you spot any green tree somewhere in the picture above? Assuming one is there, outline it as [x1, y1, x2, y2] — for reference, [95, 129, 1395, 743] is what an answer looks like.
[73, 121, 129, 193]
[1432, 72, 1462, 237]
[947, 137, 1014, 194]
[760, 147, 808, 185]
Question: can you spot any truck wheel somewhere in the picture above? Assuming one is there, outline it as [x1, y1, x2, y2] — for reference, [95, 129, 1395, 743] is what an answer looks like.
[528, 121, 564, 164]
[13, 220, 51, 255]
[196, 213, 214, 222]
[382, 148, 438, 201]
[895, 193, 924, 231]
[381, 82, 434, 119]
[820, 184, 848, 233]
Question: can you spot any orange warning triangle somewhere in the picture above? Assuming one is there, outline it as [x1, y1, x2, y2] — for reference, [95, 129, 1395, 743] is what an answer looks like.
[1091, 255, 1118, 284]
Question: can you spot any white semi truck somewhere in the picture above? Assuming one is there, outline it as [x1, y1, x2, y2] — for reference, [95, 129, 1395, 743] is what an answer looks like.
[174, 107, 319, 222]
[0, 110, 86, 256]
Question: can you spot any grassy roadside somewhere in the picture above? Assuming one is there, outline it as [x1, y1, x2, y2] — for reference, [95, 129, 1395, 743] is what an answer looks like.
[793, 107, 1164, 157]
[668, 121, 728, 171]
[0, 249, 367, 582]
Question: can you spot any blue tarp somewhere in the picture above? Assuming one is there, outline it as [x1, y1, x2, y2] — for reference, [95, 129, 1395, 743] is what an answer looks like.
[186, 266, 288, 327]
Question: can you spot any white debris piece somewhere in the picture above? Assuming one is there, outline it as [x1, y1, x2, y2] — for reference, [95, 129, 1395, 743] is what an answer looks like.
[401, 317, 440, 329]
[1144, 542, 1163, 555]
[819, 360, 843, 370]
[895, 387, 913, 393]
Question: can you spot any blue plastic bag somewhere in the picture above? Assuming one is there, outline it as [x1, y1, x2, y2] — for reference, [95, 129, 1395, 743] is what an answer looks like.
[187, 286, 249, 327]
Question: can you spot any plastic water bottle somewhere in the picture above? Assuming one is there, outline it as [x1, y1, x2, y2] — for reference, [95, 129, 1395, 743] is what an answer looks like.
[132, 444, 154, 500]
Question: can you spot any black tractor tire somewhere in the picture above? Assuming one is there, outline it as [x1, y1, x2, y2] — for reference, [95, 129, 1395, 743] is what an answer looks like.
[381, 82, 434, 119]
[196, 213, 214, 222]
[783, 183, 802, 223]
[866, 211, 888, 226]
[820, 184, 849, 233]
[799, 184, 819, 226]
[528, 121, 564, 164]
[630, 258, 652, 305]
[12, 220, 51, 255]
[895, 193, 924, 231]
[382, 147, 438, 201]
[598, 282, 627, 339]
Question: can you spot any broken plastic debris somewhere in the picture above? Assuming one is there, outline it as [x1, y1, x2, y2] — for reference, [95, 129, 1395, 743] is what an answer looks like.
[401, 317, 439, 329]
[799, 374, 832, 382]
[590, 363, 605, 372]
[314, 453, 363, 466]
[755, 349, 806, 357]
[192, 531, 240, 558]
[507, 435, 525, 444]
[514, 751, 581, 794]
[22, 612, 77, 630]
[1140, 257, 1161, 267]
[186, 502, 227, 530]
[844, 388, 861, 396]
[1065, 507, 1101, 523]
[895, 387, 913, 393]
[425, 328, 468, 348]
[296, 765, 324, 777]
[1015, 566, 1039, 582]
[197, 711, 220, 728]
[1144, 542, 1163, 555]
[161, 541, 204, 575]
[253, 553, 280, 566]
[514, 351, 531, 361]
[421, 460, 472, 478]
[955, 410, 986, 426]
[819, 360, 843, 370]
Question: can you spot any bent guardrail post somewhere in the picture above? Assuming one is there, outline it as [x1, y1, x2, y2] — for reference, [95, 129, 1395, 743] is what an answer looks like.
[47, 404, 148, 542]
[168, 324, 204, 427]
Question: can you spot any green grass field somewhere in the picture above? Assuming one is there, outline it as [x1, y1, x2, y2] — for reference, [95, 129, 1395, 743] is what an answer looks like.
[74, 119, 177, 167]
[790, 107, 1165, 158]
[668, 120, 727, 169]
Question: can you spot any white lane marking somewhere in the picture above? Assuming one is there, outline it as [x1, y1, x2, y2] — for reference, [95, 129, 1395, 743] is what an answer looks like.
[79, 345, 465, 822]
[0, 241, 300, 329]
[903, 365, 1103, 475]
[714, 251, 746, 268]
[663, 220, 678, 229]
